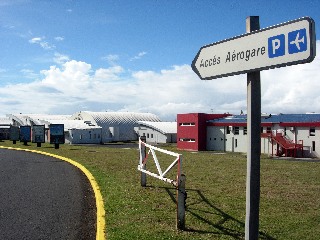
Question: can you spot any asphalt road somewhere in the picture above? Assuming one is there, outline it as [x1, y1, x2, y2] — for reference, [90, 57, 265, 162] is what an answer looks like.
[0, 148, 96, 240]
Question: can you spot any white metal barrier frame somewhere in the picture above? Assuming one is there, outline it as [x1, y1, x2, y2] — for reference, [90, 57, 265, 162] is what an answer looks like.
[138, 138, 182, 186]
[138, 137, 186, 230]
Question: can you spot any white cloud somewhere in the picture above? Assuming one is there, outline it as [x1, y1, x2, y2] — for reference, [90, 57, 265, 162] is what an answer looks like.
[53, 52, 70, 65]
[261, 53, 320, 114]
[40, 60, 91, 95]
[29, 37, 55, 50]
[0, 41, 319, 120]
[94, 66, 124, 81]
[29, 37, 42, 43]
[54, 36, 64, 41]
[20, 69, 39, 79]
[130, 51, 147, 61]
[101, 54, 119, 65]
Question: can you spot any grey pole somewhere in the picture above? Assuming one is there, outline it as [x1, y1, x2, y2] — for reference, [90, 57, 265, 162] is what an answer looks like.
[245, 16, 261, 240]
[176, 174, 186, 230]
[140, 136, 147, 187]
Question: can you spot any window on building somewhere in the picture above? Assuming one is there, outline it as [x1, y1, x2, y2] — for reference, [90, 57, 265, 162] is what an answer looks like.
[234, 127, 239, 135]
[179, 122, 195, 126]
[235, 139, 238, 148]
[226, 126, 231, 134]
[310, 127, 315, 136]
[312, 141, 315, 151]
[179, 138, 195, 142]
[261, 127, 264, 133]
[244, 127, 247, 135]
[151, 134, 153, 138]
[267, 127, 271, 133]
[147, 133, 149, 138]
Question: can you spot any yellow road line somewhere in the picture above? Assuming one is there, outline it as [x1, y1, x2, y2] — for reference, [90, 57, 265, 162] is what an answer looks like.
[0, 146, 106, 240]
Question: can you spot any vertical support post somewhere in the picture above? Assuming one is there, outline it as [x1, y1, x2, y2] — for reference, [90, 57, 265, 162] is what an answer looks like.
[245, 16, 261, 240]
[176, 174, 186, 230]
[140, 136, 147, 187]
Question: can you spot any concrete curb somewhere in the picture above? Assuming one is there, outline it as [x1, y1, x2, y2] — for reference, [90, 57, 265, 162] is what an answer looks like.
[0, 146, 106, 240]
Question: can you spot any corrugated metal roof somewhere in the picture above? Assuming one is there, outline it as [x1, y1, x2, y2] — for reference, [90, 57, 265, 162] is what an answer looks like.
[72, 111, 161, 126]
[208, 113, 320, 124]
[0, 117, 11, 125]
[27, 114, 71, 121]
[49, 120, 101, 130]
[7, 114, 71, 126]
[137, 121, 177, 134]
[70, 111, 161, 141]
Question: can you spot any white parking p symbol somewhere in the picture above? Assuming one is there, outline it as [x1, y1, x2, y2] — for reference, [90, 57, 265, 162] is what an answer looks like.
[272, 39, 281, 54]
[268, 34, 285, 58]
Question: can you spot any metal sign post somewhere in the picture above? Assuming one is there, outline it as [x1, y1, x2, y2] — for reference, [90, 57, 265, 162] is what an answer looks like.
[245, 16, 261, 240]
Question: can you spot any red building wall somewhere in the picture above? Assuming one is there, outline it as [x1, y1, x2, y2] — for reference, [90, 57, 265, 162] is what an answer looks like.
[177, 113, 230, 151]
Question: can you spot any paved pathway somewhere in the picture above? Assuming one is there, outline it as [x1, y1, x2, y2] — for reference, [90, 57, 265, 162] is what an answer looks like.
[0, 148, 96, 240]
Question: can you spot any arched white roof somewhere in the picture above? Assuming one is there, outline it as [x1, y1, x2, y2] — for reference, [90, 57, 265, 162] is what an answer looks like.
[70, 111, 161, 142]
[137, 121, 177, 134]
[7, 113, 71, 126]
[71, 111, 161, 126]
[0, 117, 12, 126]
[49, 120, 101, 130]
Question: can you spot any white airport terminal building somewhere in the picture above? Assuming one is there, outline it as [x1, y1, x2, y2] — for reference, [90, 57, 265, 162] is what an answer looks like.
[134, 121, 177, 143]
[3, 111, 162, 144]
[2, 111, 320, 158]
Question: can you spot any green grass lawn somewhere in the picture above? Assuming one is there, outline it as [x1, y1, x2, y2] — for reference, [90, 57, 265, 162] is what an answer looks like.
[1, 140, 319, 239]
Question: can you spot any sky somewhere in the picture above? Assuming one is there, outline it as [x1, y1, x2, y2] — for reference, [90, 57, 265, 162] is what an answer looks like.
[0, 0, 319, 121]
